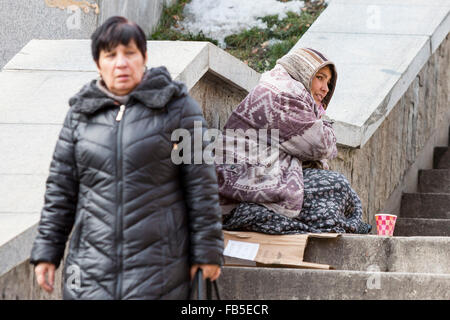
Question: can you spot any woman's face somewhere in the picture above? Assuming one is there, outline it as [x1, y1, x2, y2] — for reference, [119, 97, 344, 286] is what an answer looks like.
[311, 66, 332, 106]
[97, 40, 148, 96]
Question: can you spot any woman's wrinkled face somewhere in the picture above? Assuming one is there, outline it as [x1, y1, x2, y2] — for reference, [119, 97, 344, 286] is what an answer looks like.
[311, 65, 332, 106]
[97, 40, 148, 96]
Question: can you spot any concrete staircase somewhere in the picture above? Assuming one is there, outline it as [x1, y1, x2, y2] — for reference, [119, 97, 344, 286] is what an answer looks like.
[395, 127, 450, 237]
[220, 127, 450, 299]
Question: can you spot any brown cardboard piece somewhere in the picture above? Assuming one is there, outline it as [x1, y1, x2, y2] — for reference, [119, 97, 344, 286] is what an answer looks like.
[223, 231, 340, 270]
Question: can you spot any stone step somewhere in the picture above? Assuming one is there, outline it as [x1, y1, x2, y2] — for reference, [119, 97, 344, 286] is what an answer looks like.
[434, 147, 450, 169]
[418, 169, 450, 193]
[394, 218, 450, 236]
[219, 267, 450, 299]
[400, 193, 450, 219]
[303, 235, 450, 274]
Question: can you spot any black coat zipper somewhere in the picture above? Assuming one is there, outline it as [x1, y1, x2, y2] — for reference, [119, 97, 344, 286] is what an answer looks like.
[115, 104, 126, 300]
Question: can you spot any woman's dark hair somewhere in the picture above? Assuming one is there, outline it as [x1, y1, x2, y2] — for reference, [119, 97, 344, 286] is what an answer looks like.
[91, 16, 147, 63]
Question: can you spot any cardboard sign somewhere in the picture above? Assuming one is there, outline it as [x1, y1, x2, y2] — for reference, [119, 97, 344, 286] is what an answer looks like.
[223, 231, 340, 270]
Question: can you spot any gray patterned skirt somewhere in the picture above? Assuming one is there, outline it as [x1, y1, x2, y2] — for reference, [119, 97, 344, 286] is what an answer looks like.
[223, 168, 372, 234]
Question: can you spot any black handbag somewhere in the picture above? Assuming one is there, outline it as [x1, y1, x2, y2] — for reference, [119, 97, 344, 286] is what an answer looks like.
[190, 269, 221, 300]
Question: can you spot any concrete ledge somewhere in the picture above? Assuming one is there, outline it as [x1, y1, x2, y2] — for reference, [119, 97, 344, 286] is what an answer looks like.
[304, 235, 450, 274]
[220, 266, 450, 299]
[3, 40, 260, 94]
[293, 0, 450, 148]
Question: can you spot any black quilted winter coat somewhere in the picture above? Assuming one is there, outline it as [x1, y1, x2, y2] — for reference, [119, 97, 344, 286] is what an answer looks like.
[30, 66, 224, 299]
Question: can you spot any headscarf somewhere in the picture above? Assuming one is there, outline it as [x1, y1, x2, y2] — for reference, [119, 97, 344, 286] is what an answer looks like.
[276, 47, 337, 109]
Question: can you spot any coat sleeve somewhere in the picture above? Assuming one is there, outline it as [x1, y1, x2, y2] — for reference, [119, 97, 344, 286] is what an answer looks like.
[30, 109, 79, 269]
[178, 96, 224, 266]
[271, 89, 338, 161]
[279, 118, 338, 161]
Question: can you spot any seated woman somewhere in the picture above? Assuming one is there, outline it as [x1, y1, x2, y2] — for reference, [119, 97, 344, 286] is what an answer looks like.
[215, 47, 372, 234]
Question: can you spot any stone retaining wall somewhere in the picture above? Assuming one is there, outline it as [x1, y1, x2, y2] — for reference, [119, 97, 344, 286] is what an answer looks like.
[190, 71, 249, 130]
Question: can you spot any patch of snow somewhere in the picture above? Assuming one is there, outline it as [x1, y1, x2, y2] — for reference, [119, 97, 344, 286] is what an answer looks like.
[177, 0, 305, 47]
[267, 38, 284, 46]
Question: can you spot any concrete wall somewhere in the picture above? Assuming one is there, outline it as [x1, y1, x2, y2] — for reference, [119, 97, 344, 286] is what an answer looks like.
[190, 72, 249, 130]
[0, 0, 97, 70]
[99, 0, 176, 36]
[328, 35, 450, 228]
[0, 0, 175, 70]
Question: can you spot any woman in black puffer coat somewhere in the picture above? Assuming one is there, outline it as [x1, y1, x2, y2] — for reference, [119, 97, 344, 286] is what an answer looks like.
[30, 16, 223, 300]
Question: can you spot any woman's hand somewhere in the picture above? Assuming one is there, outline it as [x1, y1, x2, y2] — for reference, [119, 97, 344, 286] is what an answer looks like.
[320, 159, 330, 170]
[34, 262, 56, 293]
[190, 264, 221, 282]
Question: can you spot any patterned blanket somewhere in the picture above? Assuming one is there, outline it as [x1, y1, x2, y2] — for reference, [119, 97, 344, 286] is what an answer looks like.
[222, 169, 372, 234]
[215, 64, 337, 218]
